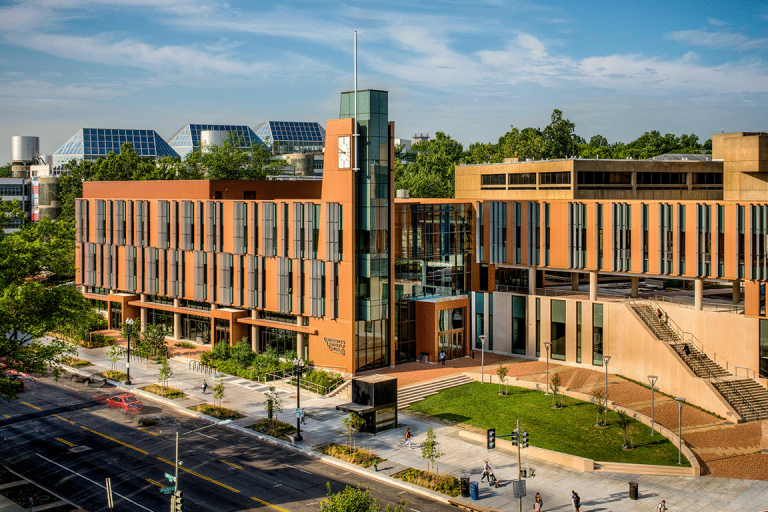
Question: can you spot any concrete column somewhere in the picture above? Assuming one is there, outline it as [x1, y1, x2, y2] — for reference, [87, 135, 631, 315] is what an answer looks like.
[139, 293, 147, 331]
[695, 278, 704, 311]
[571, 273, 580, 292]
[528, 267, 536, 295]
[297, 315, 305, 360]
[630, 277, 639, 299]
[173, 298, 181, 340]
[733, 282, 741, 305]
[589, 271, 597, 302]
[251, 310, 260, 353]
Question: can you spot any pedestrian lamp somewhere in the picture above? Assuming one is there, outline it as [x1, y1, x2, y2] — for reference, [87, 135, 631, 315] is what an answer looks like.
[479, 335, 487, 384]
[674, 397, 685, 465]
[543, 342, 552, 395]
[124, 318, 134, 385]
[293, 358, 305, 442]
[603, 355, 611, 426]
[647, 375, 659, 435]
[174, 419, 233, 496]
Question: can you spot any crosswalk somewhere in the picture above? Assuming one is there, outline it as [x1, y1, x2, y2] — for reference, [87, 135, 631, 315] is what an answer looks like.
[215, 375, 291, 395]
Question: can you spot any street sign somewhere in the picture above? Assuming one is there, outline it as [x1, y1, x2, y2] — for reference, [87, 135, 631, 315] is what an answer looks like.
[512, 480, 526, 498]
[159, 486, 174, 495]
[165, 473, 176, 483]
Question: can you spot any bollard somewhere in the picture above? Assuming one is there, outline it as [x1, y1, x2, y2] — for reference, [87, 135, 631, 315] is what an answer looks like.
[629, 481, 639, 500]
[373, 460, 378, 472]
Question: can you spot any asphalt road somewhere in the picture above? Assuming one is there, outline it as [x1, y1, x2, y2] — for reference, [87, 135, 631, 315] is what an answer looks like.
[0, 376, 455, 512]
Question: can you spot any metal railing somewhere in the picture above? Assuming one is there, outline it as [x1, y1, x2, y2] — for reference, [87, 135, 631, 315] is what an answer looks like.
[533, 287, 628, 301]
[264, 367, 344, 396]
[188, 359, 216, 375]
[653, 294, 745, 314]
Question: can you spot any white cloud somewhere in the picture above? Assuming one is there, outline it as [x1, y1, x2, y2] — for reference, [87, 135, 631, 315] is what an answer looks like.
[708, 18, 731, 26]
[666, 29, 768, 51]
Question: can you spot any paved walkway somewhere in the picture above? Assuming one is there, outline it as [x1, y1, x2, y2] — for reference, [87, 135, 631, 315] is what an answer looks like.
[57, 343, 768, 512]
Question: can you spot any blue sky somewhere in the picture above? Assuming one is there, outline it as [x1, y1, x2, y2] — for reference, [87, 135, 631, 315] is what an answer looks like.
[1, 0, 767, 163]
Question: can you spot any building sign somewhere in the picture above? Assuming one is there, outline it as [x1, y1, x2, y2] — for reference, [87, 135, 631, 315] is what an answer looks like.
[324, 336, 345, 355]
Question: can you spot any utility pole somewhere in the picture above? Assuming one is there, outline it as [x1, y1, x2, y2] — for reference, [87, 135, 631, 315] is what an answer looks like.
[517, 419, 522, 512]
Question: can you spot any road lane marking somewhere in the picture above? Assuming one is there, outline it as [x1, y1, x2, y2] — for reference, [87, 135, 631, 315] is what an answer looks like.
[285, 464, 311, 474]
[55, 437, 76, 447]
[136, 428, 158, 436]
[53, 414, 75, 424]
[219, 459, 243, 469]
[251, 496, 291, 512]
[20, 401, 42, 411]
[146, 478, 166, 488]
[2, 415, 10, 418]
[36, 454, 153, 512]
[156, 457, 240, 493]
[80, 426, 149, 455]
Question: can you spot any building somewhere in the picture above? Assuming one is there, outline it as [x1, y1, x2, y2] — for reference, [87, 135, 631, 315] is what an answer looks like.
[254, 121, 326, 155]
[74, 107, 768, 420]
[53, 128, 179, 172]
[168, 124, 263, 160]
[0, 177, 32, 233]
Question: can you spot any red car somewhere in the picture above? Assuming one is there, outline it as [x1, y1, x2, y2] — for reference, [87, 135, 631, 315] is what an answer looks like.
[105, 394, 145, 414]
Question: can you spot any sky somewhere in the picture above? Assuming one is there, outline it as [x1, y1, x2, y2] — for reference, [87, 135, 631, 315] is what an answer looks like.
[0, 0, 767, 164]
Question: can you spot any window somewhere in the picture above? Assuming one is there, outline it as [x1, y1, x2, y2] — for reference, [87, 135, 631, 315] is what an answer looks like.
[535, 298, 541, 357]
[539, 172, 571, 186]
[760, 319, 768, 378]
[576, 302, 582, 363]
[592, 303, 603, 366]
[508, 173, 536, 186]
[481, 174, 506, 186]
[550, 300, 566, 360]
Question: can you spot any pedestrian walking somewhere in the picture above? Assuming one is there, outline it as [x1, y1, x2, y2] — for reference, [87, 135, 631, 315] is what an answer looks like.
[405, 428, 413, 448]
[300, 408, 306, 425]
[534, 492, 543, 512]
[657, 500, 667, 512]
[571, 490, 580, 512]
[656, 308, 663, 320]
[683, 343, 691, 362]
[480, 461, 492, 483]
[439, 350, 446, 366]
[201, 379, 208, 394]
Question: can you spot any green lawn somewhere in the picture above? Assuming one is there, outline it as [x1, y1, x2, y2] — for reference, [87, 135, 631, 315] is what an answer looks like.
[409, 382, 689, 466]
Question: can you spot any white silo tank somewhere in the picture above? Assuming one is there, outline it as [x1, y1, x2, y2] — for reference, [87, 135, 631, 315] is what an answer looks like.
[200, 130, 230, 153]
[12, 136, 39, 163]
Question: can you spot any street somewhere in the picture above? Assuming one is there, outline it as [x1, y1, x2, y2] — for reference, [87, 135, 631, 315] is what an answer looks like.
[0, 375, 455, 512]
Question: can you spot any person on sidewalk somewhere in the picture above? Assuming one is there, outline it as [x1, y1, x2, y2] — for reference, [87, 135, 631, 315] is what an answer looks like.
[534, 492, 543, 512]
[300, 408, 306, 425]
[405, 428, 413, 448]
[439, 350, 446, 366]
[657, 500, 667, 512]
[571, 490, 580, 512]
[480, 461, 492, 482]
[201, 379, 208, 395]
[683, 343, 691, 362]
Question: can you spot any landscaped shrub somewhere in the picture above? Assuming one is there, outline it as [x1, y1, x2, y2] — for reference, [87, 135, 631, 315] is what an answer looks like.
[247, 418, 296, 438]
[317, 443, 385, 468]
[60, 357, 91, 368]
[303, 369, 343, 391]
[101, 370, 127, 381]
[393, 469, 461, 497]
[141, 384, 184, 399]
[189, 404, 244, 420]
[175, 341, 195, 349]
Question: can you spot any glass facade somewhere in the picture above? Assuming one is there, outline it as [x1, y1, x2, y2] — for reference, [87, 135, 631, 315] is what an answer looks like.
[341, 90, 391, 372]
[254, 121, 325, 155]
[53, 128, 179, 169]
[168, 124, 262, 160]
[551, 300, 566, 360]
[592, 303, 604, 365]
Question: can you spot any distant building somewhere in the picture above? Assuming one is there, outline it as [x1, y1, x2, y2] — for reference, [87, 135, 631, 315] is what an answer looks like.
[168, 124, 263, 160]
[0, 177, 31, 232]
[52, 128, 179, 172]
[413, 132, 429, 144]
[254, 121, 325, 155]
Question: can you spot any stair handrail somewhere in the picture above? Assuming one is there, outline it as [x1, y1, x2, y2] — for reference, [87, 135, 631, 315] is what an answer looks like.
[645, 298, 757, 380]
[632, 299, 762, 421]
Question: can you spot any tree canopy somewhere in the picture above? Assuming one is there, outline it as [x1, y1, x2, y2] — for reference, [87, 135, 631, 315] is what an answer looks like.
[0, 163, 11, 178]
[394, 109, 713, 198]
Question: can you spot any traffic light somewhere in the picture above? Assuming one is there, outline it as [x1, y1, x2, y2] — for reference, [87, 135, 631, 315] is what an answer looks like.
[520, 430, 529, 449]
[511, 430, 519, 446]
[172, 490, 183, 512]
[486, 428, 496, 449]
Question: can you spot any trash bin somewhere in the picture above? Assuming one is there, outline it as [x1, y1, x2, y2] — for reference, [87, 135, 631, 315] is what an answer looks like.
[419, 352, 429, 364]
[629, 481, 639, 500]
[460, 477, 470, 498]
[470, 482, 479, 501]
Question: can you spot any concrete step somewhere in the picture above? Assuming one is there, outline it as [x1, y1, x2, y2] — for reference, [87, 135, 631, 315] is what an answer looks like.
[593, 461, 694, 477]
[397, 375, 474, 409]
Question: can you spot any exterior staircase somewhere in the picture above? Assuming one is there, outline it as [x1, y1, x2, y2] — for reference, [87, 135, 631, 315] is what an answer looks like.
[631, 302, 768, 422]
[397, 374, 474, 409]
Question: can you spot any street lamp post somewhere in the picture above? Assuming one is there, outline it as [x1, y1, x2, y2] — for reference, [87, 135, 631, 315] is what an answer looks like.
[479, 335, 487, 384]
[544, 342, 552, 395]
[603, 355, 611, 426]
[124, 318, 134, 385]
[175, 419, 233, 493]
[648, 375, 659, 435]
[293, 358, 304, 442]
[674, 397, 686, 465]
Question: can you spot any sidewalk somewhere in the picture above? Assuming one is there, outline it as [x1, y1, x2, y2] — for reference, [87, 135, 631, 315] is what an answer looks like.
[66, 344, 768, 512]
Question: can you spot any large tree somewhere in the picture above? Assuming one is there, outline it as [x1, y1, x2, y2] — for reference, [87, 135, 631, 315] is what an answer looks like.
[0, 163, 11, 178]
[395, 132, 463, 198]
[0, 215, 88, 399]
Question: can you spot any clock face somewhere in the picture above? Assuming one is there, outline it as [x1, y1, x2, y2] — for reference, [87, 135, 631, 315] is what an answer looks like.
[338, 136, 351, 169]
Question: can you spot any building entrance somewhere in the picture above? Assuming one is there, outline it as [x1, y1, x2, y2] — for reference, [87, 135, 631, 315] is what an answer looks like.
[438, 330, 464, 359]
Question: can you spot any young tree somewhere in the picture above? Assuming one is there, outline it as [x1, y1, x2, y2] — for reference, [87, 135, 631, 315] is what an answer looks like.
[213, 378, 225, 407]
[158, 359, 173, 390]
[107, 345, 125, 371]
[231, 338, 254, 367]
[550, 372, 562, 408]
[615, 411, 634, 449]
[496, 362, 509, 395]
[590, 389, 606, 426]
[321, 483, 407, 512]
[141, 324, 169, 353]
[419, 427, 443, 475]
[264, 385, 283, 424]
[340, 412, 365, 450]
